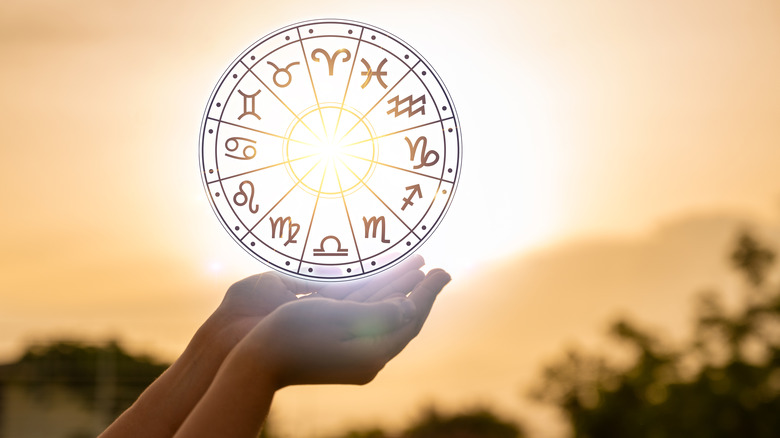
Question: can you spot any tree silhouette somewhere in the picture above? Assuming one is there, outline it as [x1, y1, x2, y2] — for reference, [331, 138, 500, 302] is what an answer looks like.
[404, 408, 523, 438]
[531, 232, 780, 437]
[329, 407, 523, 438]
[0, 340, 168, 418]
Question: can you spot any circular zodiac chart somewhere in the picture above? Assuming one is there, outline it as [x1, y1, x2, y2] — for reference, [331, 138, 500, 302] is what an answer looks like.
[199, 19, 462, 281]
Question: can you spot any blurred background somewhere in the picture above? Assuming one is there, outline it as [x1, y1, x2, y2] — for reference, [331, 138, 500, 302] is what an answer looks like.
[2, 0, 780, 437]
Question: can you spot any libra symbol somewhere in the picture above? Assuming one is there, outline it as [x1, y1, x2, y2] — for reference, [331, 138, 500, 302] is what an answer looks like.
[312, 235, 349, 256]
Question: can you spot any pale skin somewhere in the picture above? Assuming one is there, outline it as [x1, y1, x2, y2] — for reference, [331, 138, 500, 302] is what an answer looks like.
[100, 255, 451, 438]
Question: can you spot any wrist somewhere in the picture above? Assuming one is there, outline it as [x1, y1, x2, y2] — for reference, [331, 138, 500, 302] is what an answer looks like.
[172, 334, 277, 438]
[228, 319, 286, 390]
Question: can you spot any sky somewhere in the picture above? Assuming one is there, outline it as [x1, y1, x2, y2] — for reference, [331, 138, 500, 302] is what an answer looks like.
[1, 0, 780, 436]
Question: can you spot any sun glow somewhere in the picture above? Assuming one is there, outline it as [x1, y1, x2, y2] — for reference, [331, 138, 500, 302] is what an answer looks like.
[317, 139, 347, 163]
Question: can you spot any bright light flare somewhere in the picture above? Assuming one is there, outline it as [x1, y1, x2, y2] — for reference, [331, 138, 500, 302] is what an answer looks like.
[317, 139, 347, 163]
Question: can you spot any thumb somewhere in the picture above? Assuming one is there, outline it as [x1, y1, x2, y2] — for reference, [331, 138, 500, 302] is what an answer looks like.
[408, 269, 451, 331]
[346, 298, 416, 338]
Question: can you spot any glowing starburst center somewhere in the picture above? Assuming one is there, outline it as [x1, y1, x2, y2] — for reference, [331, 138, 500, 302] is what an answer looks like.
[319, 139, 345, 162]
[284, 104, 378, 198]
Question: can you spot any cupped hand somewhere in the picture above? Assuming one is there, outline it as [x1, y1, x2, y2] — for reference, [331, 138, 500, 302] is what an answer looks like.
[171, 261, 449, 438]
[238, 268, 451, 388]
[201, 255, 428, 350]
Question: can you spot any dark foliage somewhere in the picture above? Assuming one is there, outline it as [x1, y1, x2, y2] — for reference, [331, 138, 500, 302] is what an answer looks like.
[404, 408, 522, 438]
[532, 232, 780, 438]
[329, 407, 523, 438]
[0, 339, 168, 418]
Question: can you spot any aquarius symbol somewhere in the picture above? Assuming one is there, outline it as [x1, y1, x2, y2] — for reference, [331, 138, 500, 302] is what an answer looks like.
[405, 136, 439, 169]
[237, 89, 261, 120]
[269, 216, 300, 246]
[363, 216, 390, 243]
[310, 48, 351, 75]
[267, 61, 299, 88]
[387, 94, 426, 118]
[401, 184, 422, 211]
[312, 235, 349, 256]
[360, 58, 388, 89]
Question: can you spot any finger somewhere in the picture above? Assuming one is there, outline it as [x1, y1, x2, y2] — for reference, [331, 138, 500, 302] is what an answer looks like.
[313, 278, 369, 300]
[365, 269, 425, 302]
[343, 255, 426, 302]
[343, 254, 425, 301]
[344, 298, 416, 338]
[407, 269, 451, 333]
[343, 299, 418, 365]
[220, 272, 297, 316]
[224, 272, 286, 301]
[276, 273, 323, 296]
[319, 254, 425, 300]
[370, 271, 450, 361]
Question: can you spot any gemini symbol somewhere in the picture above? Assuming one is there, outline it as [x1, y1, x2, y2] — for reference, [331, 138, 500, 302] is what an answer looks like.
[237, 89, 261, 120]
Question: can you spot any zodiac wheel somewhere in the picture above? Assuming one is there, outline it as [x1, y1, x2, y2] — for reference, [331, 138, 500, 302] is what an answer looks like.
[199, 19, 462, 281]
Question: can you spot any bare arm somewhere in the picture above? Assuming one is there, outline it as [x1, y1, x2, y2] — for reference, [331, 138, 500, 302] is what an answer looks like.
[100, 256, 431, 437]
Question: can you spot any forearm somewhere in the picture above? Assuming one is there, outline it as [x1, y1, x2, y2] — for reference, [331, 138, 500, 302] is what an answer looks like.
[100, 319, 238, 438]
[173, 340, 276, 438]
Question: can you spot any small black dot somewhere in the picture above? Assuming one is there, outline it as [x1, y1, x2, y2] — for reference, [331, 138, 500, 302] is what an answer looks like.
[309, 29, 313, 34]
[448, 168, 453, 173]
[371, 35, 376, 40]
[209, 169, 214, 174]
[233, 73, 237, 79]
[442, 189, 447, 194]
[308, 267, 313, 272]
[448, 128, 453, 132]
[215, 192, 220, 197]
[422, 71, 427, 76]
[285, 261, 290, 266]
[348, 29, 353, 34]
[347, 268, 352, 273]
[422, 225, 427, 230]
[406, 241, 411, 246]
[371, 261, 376, 266]
[250, 242, 255, 247]
[442, 106, 447, 111]
[208, 129, 213, 134]
[404, 54, 409, 59]
[216, 102, 221, 107]
[250, 55, 255, 60]
[234, 226, 240, 231]
[285, 36, 290, 41]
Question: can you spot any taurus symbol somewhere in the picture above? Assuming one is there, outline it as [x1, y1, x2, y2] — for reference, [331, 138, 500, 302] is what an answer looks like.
[267, 61, 299, 88]
[312, 235, 349, 256]
[311, 48, 351, 76]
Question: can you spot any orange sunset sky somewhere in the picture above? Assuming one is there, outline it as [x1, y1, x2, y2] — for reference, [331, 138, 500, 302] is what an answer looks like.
[2, 0, 780, 436]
